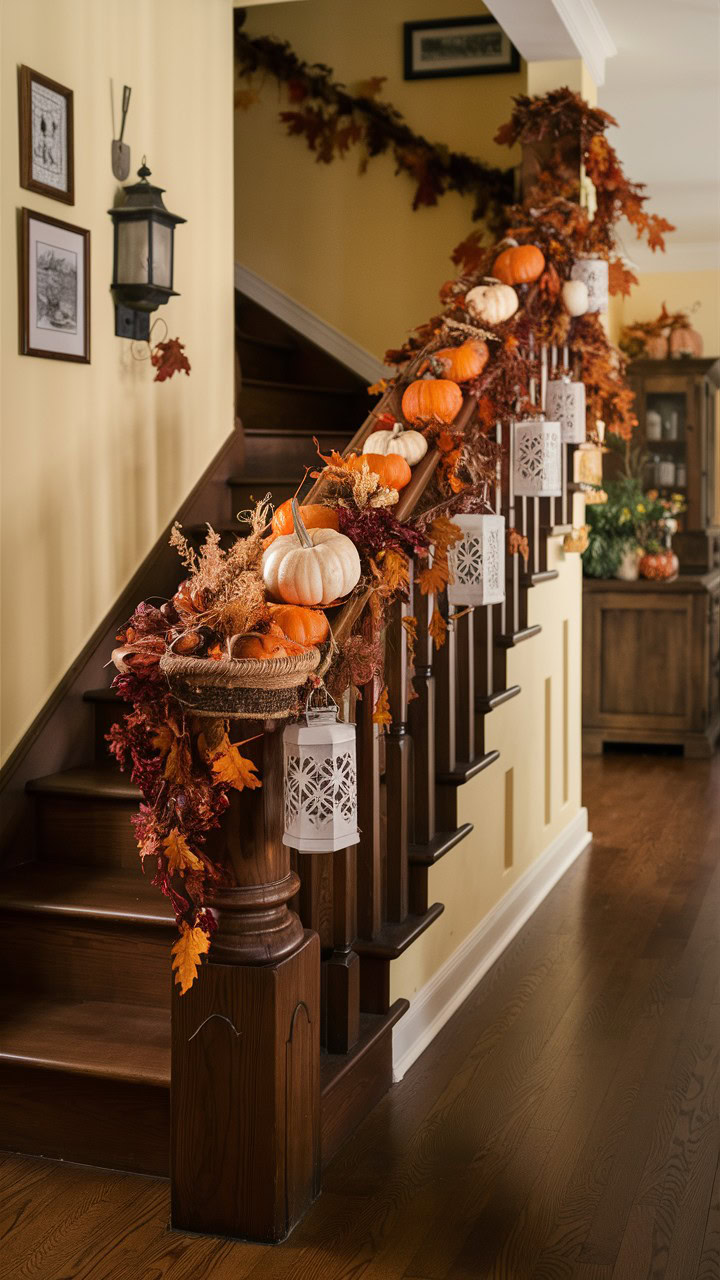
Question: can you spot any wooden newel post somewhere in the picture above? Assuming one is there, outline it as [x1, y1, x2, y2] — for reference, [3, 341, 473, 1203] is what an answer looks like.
[171, 723, 321, 1244]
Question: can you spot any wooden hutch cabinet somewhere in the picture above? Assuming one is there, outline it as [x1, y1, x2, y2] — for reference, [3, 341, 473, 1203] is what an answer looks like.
[627, 357, 720, 569]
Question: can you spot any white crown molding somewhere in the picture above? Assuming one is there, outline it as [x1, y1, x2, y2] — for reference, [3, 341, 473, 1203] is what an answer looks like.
[234, 264, 386, 384]
[392, 808, 591, 1081]
[485, 0, 616, 86]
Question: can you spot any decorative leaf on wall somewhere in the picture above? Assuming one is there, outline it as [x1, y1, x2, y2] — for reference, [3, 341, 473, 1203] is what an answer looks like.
[150, 338, 191, 383]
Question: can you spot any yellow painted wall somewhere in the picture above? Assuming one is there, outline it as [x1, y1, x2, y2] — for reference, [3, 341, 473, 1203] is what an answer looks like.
[391, 530, 584, 1002]
[609, 269, 720, 356]
[235, 0, 524, 360]
[0, 0, 235, 762]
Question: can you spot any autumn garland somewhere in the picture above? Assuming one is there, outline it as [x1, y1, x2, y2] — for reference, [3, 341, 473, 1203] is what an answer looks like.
[110, 87, 672, 990]
[233, 22, 513, 226]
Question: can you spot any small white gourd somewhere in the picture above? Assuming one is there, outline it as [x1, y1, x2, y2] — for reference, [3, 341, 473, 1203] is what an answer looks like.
[464, 279, 518, 326]
[362, 422, 428, 466]
[562, 278, 589, 317]
[262, 500, 361, 606]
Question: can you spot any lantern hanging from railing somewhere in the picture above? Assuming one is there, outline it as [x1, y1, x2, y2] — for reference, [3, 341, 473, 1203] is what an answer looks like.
[513, 417, 562, 498]
[546, 375, 586, 444]
[282, 693, 359, 853]
[570, 258, 608, 314]
[447, 513, 505, 607]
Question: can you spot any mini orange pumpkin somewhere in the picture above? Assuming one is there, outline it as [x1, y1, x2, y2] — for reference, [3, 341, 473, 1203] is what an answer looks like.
[268, 603, 329, 646]
[492, 244, 545, 286]
[347, 452, 412, 491]
[401, 378, 463, 426]
[433, 339, 489, 383]
[271, 500, 339, 538]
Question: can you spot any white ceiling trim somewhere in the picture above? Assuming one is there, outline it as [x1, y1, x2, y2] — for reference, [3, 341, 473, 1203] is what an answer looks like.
[486, 0, 616, 85]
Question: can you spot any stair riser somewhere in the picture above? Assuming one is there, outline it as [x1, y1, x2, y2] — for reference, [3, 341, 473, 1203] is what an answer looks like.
[229, 479, 298, 515]
[3, 914, 173, 1007]
[34, 794, 140, 869]
[0, 1064, 169, 1176]
[237, 337, 292, 383]
[242, 428, 351, 475]
[94, 701, 123, 758]
[239, 382, 366, 433]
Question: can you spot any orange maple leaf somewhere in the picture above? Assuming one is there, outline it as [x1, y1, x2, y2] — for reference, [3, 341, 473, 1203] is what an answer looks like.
[199, 730, 262, 792]
[401, 615, 418, 667]
[378, 548, 409, 593]
[507, 527, 530, 566]
[171, 921, 211, 995]
[372, 685, 392, 728]
[428, 515, 463, 556]
[163, 828, 203, 876]
[418, 558, 449, 596]
[428, 608, 448, 651]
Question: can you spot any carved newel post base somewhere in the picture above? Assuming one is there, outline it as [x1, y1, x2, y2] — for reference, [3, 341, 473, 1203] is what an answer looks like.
[171, 723, 321, 1244]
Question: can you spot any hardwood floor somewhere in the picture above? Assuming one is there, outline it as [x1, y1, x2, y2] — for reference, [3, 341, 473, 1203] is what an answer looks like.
[2, 751, 718, 1279]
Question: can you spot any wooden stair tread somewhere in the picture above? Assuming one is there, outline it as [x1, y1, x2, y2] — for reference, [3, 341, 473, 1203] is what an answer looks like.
[497, 624, 542, 648]
[241, 377, 366, 398]
[409, 824, 473, 868]
[320, 999, 408, 1093]
[236, 329, 294, 353]
[0, 997, 170, 1087]
[27, 765, 139, 801]
[354, 904, 444, 959]
[242, 426, 354, 440]
[438, 750, 500, 785]
[1, 863, 173, 926]
[476, 684, 521, 713]
[84, 687, 119, 704]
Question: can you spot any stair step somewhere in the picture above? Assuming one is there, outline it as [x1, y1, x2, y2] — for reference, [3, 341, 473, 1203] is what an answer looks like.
[355, 903, 445, 960]
[409, 824, 473, 868]
[1, 862, 172, 926]
[476, 684, 522, 713]
[0, 996, 169, 1086]
[238, 379, 367, 433]
[320, 999, 408, 1167]
[437, 750, 500, 786]
[85, 686, 124, 754]
[0, 997, 170, 1176]
[237, 329, 294, 382]
[497, 624, 542, 648]
[240, 425, 353, 476]
[28, 766, 140, 869]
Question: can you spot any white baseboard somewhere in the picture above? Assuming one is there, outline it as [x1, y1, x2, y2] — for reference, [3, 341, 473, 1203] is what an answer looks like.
[392, 807, 591, 1081]
[234, 263, 387, 384]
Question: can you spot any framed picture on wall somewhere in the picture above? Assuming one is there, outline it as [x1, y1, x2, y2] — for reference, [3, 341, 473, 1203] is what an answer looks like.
[20, 208, 90, 363]
[18, 65, 75, 204]
[403, 16, 520, 80]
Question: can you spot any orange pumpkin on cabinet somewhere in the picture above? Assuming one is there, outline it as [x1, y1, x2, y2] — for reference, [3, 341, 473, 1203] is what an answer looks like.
[432, 339, 489, 383]
[267, 603, 329, 646]
[492, 244, 545, 286]
[401, 378, 463, 426]
[347, 451, 412, 491]
[271, 500, 339, 538]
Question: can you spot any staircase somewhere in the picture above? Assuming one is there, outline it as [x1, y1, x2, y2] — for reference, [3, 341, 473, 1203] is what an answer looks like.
[0, 293, 573, 1186]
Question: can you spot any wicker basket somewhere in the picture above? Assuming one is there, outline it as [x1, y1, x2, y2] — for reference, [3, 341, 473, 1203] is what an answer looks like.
[160, 646, 321, 719]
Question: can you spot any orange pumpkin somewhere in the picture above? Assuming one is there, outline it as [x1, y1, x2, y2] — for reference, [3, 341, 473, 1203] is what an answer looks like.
[271, 501, 339, 538]
[433, 339, 489, 383]
[268, 603, 329, 646]
[231, 623, 307, 660]
[348, 452, 412, 491]
[669, 325, 703, 358]
[492, 244, 545, 286]
[401, 378, 463, 427]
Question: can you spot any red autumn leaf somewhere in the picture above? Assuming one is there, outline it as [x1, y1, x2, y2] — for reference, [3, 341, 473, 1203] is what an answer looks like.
[150, 338, 191, 383]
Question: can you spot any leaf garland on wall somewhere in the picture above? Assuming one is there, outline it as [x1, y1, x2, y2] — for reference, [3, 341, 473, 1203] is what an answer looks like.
[233, 20, 513, 227]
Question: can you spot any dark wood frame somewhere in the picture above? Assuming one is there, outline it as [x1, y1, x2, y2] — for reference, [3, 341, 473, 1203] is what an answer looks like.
[18, 65, 75, 205]
[403, 15, 520, 81]
[20, 207, 90, 364]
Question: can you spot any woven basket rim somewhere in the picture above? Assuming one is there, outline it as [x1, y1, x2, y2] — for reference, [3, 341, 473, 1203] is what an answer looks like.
[161, 647, 319, 677]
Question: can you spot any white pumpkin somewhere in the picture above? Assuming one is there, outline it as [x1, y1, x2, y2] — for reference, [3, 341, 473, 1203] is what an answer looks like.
[262, 501, 361, 606]
[562, 278, 589, 317]
[465, 280, 518, 326]
[362, 422, 428, 466]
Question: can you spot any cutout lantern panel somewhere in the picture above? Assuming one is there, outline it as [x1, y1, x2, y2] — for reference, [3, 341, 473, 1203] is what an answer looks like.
[546, 377, 586, 444]
[570, 258, 608, 314]
[513, 418, 562, 498]
[447, 513, 505, 608]
[283, 706, 359, 853]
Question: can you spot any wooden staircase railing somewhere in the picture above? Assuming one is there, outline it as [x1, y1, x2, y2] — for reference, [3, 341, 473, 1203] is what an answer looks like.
[171, 337, 579, 1243]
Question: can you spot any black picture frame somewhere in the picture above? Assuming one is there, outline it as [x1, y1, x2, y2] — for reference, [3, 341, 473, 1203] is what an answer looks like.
[20, 208, 90, 364]
[403, 16, 520, 81]
[18, 65, 75, 205]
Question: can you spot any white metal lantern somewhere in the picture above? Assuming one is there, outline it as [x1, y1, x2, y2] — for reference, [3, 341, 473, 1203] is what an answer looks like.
[447, 513, 505, 607]
[570, 258, 608, 314]
[282, 697, 359, 853]
[513, 418, 562, 498]
[546, 376, 586, 444]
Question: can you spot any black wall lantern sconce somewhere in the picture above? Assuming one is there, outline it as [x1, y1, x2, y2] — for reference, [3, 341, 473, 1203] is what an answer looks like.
[109, 158, 185, 340]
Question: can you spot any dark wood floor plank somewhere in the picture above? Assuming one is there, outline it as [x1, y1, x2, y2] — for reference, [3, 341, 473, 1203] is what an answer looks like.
[695, 1151, 720, 1280]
